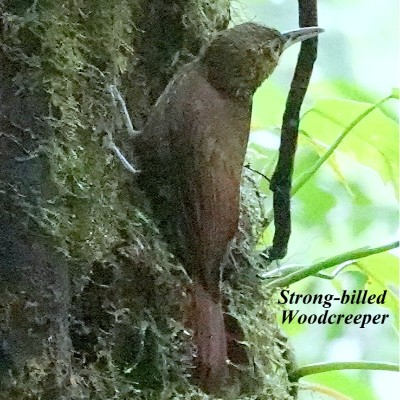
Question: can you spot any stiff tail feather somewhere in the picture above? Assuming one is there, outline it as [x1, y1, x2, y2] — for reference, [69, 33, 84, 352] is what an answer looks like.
[187, 281, 248, 394]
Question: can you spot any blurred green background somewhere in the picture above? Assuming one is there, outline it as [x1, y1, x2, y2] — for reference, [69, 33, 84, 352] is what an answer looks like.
[234, 1, 399, 399]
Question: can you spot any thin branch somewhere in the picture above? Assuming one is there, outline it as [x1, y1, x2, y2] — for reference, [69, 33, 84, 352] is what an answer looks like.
[268, 0, 319, 260]
[290, 361, 399, 381]
[265, 241, 399, 288]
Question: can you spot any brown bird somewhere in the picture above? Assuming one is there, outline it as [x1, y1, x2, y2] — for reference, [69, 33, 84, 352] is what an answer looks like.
[134, 22, 322, 394]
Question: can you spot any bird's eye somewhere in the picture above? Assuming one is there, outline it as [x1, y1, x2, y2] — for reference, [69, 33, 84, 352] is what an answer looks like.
[272, 41, 281, 54]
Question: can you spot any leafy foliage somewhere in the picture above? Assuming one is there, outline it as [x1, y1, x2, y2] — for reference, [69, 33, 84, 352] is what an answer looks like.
[247, 86, 399, 400]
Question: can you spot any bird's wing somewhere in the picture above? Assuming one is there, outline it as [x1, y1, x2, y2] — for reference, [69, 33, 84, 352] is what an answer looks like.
[167, 69, 251, 291]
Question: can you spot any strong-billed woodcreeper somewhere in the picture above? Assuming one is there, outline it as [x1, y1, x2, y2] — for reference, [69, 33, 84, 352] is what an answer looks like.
[134, 22, 321, 394]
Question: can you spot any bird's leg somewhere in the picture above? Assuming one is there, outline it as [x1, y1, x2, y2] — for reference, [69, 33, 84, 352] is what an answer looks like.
[108, 84, 141, 137]
[103, 131, 140, 174]
[105, 84, 141, 173]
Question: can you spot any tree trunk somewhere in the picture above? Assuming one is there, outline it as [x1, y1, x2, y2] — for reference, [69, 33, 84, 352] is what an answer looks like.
[0, 1, 294, 398]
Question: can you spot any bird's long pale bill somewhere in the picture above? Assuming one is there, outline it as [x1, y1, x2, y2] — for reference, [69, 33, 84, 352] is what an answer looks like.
[282, 27, 324, 51]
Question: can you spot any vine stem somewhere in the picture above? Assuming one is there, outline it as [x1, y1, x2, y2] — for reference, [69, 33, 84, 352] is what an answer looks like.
[265, 240, 399, 288]
[267, 0, 319, 260]
[290, 361, 399, 381]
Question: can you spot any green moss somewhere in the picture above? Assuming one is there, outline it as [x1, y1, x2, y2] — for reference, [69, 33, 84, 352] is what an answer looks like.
[32, 1, 136, 263]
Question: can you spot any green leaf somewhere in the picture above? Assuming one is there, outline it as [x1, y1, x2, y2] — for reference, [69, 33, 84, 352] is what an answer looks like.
[251, 80, 286, 128]
[355, 252, 399, 328]
[304, 370, 378, 400]
[391, 87, 399, 99]
[299, 132, 352, 194]
[300, 98, 398, 190]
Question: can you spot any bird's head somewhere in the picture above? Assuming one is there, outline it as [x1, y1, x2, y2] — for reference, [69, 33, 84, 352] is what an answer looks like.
[200, 22, 323, 98]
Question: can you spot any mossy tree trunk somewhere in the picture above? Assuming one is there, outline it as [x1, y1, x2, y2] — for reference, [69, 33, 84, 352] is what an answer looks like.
[0, 1, 294, 398]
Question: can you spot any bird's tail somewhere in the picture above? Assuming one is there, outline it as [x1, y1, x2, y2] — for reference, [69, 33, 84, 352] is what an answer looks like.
[188, 281, 229, 392]
[186, 280, 247, 394]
